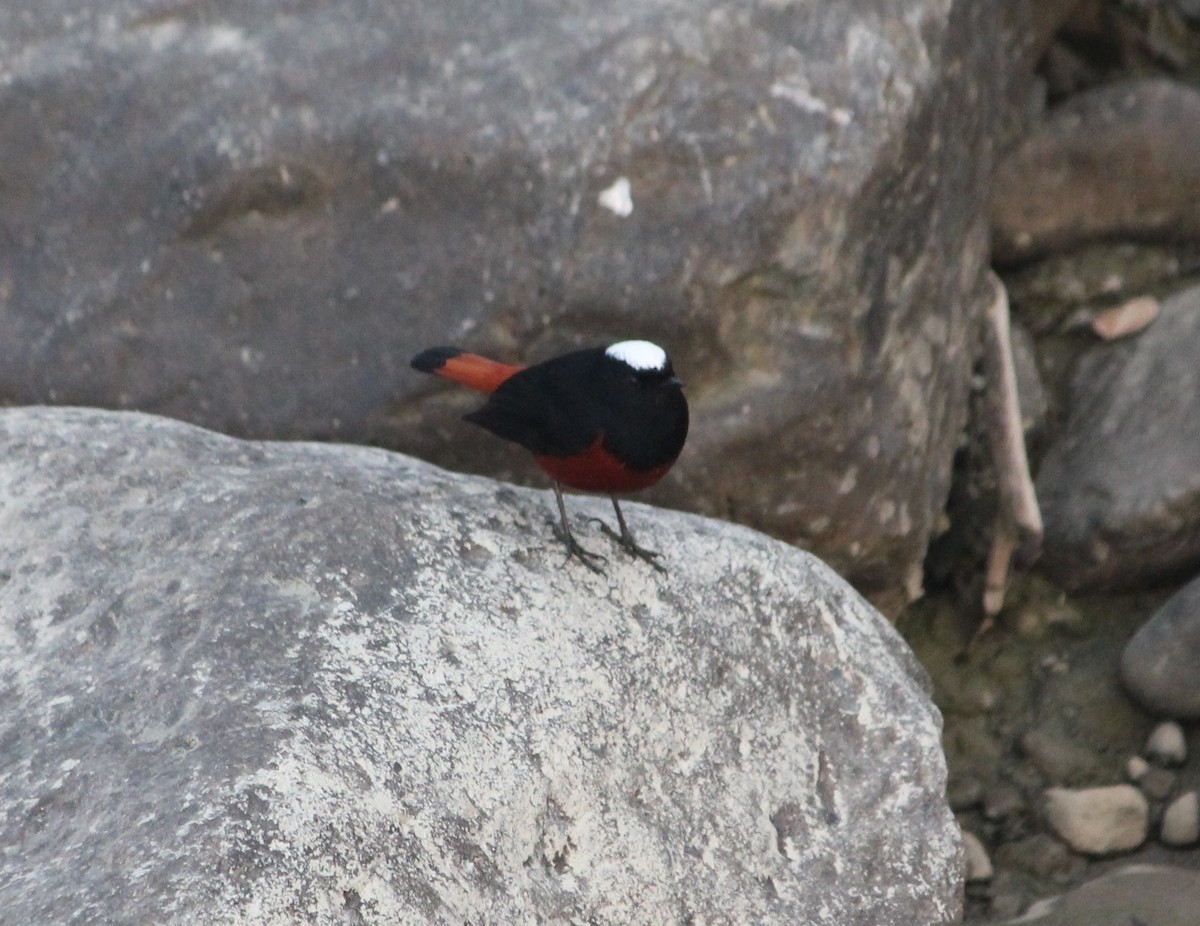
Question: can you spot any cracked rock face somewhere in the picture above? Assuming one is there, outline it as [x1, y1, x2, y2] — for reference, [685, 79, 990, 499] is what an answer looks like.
[0, 408, 960, 925]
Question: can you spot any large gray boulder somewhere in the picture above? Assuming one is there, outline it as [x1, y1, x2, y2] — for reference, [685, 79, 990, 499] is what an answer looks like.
[0, 407, 960, 925]
[0, 0, 1007, 612]
[1035, 284, 1200, 590]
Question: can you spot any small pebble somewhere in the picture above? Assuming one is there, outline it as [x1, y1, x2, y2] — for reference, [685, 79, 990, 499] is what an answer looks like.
[994, 833, 1082, 879]
[1044, 785, 1149, 855]
[948, 777, 984, 812]
[983, 784, 1025, 821]
[1090, 295, 1160, 340]
[988, 888, 1025, 920]
[962, 830, 993, 882]
[1162, 791, 1200, 847]
[1145, 721, 1188, 766]
[1138, 767, 1177, 802]
[1127, 755, 1150, 782]
[1020, 729, 1099, 785]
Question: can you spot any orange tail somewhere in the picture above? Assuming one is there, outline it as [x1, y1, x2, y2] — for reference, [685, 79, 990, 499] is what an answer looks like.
[410, 347, 523, 394]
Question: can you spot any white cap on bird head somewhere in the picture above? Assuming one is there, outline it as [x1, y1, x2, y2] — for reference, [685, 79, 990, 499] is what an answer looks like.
[605, 340, 668, 372]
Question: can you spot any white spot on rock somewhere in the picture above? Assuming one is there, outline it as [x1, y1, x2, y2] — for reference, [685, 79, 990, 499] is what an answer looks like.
[769, 81, 828, 115]
[598, 177, 633, 217]
[202, 25, 251, 56]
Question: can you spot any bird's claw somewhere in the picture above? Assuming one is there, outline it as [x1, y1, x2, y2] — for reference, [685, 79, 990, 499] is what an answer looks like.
[590, 518, 667, 574]
[550, 519, 608, 574]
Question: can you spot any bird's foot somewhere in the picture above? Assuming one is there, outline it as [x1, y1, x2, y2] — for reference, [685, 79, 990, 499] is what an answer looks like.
[549, 520, 608, 574]
[591, 518, 667, 574]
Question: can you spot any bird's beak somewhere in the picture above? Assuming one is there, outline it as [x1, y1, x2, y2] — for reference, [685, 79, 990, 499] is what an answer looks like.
[668, 376, 685, 388]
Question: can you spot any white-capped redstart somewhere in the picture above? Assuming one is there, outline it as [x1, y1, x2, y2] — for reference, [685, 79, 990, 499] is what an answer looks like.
[411, 340, 688, 572]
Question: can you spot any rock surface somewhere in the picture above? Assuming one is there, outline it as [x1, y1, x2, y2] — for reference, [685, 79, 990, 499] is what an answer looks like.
[1043, 785, 1149, 856]
[0, 0, 1009, 612]
[0, 407, 961, 925]
[992, 79, 1200, 264]
[1121, 574, 1200, 719]
[1036, 284, 1200, 591]
[992, 864, 1200, 926]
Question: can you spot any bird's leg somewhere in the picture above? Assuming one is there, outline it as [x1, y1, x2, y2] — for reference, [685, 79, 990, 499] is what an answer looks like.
[550, 482, 607, 574]
[594, 497, 666, 573]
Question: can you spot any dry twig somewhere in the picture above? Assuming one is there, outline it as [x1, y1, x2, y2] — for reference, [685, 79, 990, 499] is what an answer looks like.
[978, 271, 1044, 627]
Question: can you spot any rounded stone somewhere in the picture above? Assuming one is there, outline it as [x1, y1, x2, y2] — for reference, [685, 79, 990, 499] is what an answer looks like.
[1145, 721, 1188, 766]
[962, 830, 993, 882]
[1122, 577, 1200, 719]
[1127, 755, 1150, 782]
[1037, 289, 1200, 593]
[1044, 785, 1149, 855]
[1161, 792, 1200, 847]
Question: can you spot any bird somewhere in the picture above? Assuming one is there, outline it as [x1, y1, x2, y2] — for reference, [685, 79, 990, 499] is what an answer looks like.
[411, 340, 688, 573]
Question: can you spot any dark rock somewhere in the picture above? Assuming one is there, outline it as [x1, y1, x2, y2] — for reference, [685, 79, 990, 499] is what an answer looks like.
[992, 864, 1200, 926]
[949, 776, 986, 812]
[1039, 1, 1200, 101]
[1036, 284, 1200, 591]
[1172, 0, 1200, 21]
[988, 879, 1031, 920]
[1003, 241, 1200, 336]
[1137, 767, 1177, 803]
[0, 0, 1009, 613]
[984, 784, 1028, 822]
[0, 407, 961, 925]
[992, 79, 1200, 265]
[1020, 730, 1101, 786]
[999, 0, 1091, 114]
[1122, 574, 1200, 719]
[993, 832, 1083, 880]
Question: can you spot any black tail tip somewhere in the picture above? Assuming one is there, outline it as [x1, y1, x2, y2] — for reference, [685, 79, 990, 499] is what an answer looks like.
[411, 346, 464, 373]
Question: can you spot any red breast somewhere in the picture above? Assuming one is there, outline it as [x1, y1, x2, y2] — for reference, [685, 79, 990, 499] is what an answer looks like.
[534, 438, 675, 494]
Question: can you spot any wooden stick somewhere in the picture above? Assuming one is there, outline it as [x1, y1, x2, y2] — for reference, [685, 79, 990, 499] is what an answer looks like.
[980, 271, 1044, 618]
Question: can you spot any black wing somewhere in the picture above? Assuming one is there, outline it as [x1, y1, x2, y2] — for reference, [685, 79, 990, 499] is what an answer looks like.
[463, 349, 604, 456]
